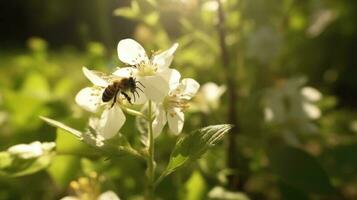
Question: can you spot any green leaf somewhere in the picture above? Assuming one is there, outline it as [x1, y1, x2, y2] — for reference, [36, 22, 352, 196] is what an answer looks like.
[21, 72, 50, 100]
[113, 1, 140, 19]
[181, 171, 207, 200]
[56, 128, 99, 157]
[163, 124, 232, 177]
[268, 145, 335, 194]
[319, 143, 357, 179]
[279, 181, 309, 200]
[40, 116, 82, 139]
[47, 155, 81, 188]
[0, 152, 12, 170]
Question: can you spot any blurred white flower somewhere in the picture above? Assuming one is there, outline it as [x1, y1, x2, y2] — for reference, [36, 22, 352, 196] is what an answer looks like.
[152, 73, 200, 135]
[302, 102, 321, 120]
[264, 107, 274, 122]
[60, 191, 120, 200]
[202, 1, 219, 12]
[193, 82, 226, 114]
[350, 120, 357, 133]
[98, 191, 120, 200]
[115, 38, 179, 102]
[7, 141, 55, 159]
[301, 86, 322, 102]
[60, 173, 120, 200]
[75, 67, 126, 139]
[307, 9, 337, 38]
[301, 86, 322, 120]
[208, 186, 249, 200]
[264, 78, 322, 123]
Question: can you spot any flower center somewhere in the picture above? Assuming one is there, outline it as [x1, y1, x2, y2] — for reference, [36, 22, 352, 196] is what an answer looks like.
[165, 93, 190, 112]
[136, 61, 157, 76]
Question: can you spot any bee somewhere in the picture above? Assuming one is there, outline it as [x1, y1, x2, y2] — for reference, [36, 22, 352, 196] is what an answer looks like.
[102, 77, 144, 107]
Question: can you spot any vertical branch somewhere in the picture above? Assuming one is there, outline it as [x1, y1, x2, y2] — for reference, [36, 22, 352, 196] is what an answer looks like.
[216, 0, 241, 189]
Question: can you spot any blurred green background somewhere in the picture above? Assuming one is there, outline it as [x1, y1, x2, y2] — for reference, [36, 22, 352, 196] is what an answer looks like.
[0, 0, 357, 199]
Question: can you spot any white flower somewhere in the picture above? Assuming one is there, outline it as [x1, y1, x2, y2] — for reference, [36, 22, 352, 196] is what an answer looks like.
[98, 191, 121, 200]
[60, 191, 120, 200]
[75, 67, 126, 139]
[193, 82, 226, 113]
[7, 141, 55, 159]
[115, 38, 179, 102]
[152, 73, 200, 135]
[301, 86, 322, 120]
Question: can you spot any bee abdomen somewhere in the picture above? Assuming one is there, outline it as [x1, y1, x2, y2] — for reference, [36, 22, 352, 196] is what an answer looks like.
[102, 85, 117, 102]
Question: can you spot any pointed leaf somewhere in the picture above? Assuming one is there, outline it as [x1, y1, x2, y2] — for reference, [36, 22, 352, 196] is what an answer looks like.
[164, 124, 232, 176]
[40, 116, 82, 139]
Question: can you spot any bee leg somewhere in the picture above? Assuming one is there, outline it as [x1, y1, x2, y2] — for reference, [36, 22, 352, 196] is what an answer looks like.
[121, 92, 132, 104]
[111, 90, 119, 108]
[136, 81, 145, 88]
[136, 86, 144, 93]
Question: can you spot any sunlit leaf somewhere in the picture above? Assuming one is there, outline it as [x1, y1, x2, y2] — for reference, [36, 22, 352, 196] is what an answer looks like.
[163, 124, 232, 177]
[268, 145, 335, 194]
[21, 72, 50, 100]
[47, 155, 81, 188]
[113, 1, 140, 19]
[40, 116, 82, 139]
[182, 171, 207, 200]
[56, 128, 99, 157]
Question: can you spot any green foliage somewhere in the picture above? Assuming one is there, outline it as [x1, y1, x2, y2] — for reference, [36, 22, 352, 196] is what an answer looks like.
[181, 171, 207, 200]
[164, 124, 232, 177]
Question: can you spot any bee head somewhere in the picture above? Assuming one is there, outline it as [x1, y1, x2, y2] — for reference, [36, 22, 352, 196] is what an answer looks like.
[127, 77, 137, 92]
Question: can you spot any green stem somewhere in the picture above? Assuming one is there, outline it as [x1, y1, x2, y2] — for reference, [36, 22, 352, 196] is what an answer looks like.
[121, 106, 148, 120]
[146, 100, 155, 199]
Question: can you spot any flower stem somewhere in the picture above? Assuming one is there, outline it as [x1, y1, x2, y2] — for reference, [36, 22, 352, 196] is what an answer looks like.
[121, 106, 148, 120]
[146, 100, 155, 199]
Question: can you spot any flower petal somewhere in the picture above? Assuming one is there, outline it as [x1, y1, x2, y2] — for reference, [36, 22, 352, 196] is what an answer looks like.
[152, 104, 167, 137]
[160, 68, 181, 91]
[303, 102, 321, 120]
[98, 191, 121, 200]
[152, 43, 179, 71]
[167, 108, 184, 135]
[301, 87, 322, 102]
[139, 75, 169, 102]
[117, 39, 149, 65]
[82, 67, 109, 87]
[112, 67, 136, 78]
[181, 78, 200, 99]
[60, 196, 79, 200]
[8, 141, 43, 159]
[75, 87, 102, 113]
[96, 106, 126, 139]
[201, 82, 226, 101]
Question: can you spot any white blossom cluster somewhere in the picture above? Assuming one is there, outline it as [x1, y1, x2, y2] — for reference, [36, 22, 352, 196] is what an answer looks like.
[75, 39, 200, 140]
